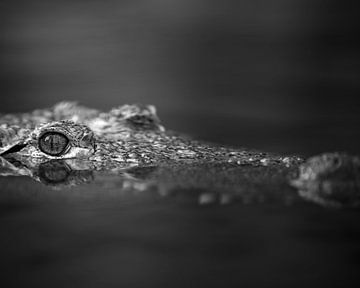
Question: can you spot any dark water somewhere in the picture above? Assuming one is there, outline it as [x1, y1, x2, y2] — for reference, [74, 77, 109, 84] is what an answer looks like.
[1, 150, 360, 288]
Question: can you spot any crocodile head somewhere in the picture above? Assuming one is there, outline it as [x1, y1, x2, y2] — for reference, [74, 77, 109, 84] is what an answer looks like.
[0, 102, 165, 167]
[0, 120, 96, 160]
[0, 102, 168, 188]
[1, 102, 359, 208]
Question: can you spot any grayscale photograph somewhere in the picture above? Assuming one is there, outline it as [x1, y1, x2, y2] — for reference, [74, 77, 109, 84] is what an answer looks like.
[0, 1, 360, 287]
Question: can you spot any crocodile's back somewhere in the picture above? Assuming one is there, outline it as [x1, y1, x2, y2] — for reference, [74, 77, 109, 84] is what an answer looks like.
[0, 102, 303, 167]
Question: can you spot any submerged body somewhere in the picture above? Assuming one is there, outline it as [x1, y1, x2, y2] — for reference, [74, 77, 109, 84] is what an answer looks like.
[0, 102, 359, 207]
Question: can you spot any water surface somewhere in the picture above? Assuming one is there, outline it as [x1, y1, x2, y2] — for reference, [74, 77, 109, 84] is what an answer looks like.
[1, 155, 360, 288]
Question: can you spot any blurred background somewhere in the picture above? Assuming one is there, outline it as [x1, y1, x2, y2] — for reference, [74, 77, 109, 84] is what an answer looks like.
[1, 0, 359, 156]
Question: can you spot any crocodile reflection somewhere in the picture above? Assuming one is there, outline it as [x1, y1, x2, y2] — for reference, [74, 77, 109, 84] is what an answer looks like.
[37, 160, 94, 186]
[0, 157, 94, 187]
[1, 153, 360, 207]
[0, 156, 302, 205]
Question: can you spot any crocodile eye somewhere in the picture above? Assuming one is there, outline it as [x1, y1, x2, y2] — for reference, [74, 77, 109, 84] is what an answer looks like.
[38, 132, 69, 156]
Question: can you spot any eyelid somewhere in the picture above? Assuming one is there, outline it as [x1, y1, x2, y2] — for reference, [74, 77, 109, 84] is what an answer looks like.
[39, 128, 72, 141]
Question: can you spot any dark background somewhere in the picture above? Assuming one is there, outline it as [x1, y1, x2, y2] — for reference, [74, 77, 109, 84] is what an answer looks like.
[1, 0, 360, 156]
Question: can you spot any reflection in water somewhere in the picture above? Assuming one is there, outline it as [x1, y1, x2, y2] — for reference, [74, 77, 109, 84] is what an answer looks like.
[1, 157, 360, 288]
[1, 155, 359, 208]
[37, 160, 94, 187]
[0, 156, 299, 205]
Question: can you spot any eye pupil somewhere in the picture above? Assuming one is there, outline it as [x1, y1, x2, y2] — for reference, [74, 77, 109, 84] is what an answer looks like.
[39, 132, 69, 156]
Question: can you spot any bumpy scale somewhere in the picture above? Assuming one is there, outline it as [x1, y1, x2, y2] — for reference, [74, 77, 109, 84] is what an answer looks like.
[0, 102, 302, 168]
[1, 102, 359, 207]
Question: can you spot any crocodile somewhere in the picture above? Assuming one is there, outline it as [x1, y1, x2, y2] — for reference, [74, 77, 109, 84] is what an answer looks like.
[0, 102, 359, 207]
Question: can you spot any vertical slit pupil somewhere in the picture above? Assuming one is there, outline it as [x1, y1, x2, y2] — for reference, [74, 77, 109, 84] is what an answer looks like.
[39, 132, 69, 156]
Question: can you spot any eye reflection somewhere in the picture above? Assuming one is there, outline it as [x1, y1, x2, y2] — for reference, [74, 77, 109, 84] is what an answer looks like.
[38, 160, 71, 184]
[37, 160, 95, 187]
[39, 132, 69, 156]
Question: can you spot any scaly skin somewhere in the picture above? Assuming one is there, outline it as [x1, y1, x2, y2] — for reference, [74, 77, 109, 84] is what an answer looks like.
[0, 102, 359, 207]
[0, 102, 302, 167]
